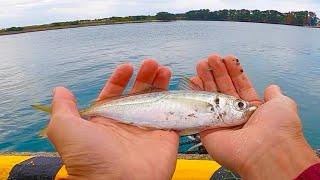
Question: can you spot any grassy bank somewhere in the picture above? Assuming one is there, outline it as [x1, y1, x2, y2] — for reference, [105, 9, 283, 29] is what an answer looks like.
[0, 19, 166, 36]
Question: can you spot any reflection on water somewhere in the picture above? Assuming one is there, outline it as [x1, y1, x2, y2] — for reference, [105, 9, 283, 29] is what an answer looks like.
[0, 21, 319, 151]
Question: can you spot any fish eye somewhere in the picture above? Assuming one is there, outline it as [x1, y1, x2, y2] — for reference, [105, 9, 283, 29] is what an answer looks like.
[234, 99, 246, 110]
[238, 102, 244, 109]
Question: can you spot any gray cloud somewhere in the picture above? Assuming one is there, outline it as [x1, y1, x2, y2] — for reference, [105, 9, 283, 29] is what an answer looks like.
[0, 0, 319, 28]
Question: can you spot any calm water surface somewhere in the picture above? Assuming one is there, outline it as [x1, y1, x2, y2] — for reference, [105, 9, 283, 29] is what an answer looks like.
[0, 21, 319, 151]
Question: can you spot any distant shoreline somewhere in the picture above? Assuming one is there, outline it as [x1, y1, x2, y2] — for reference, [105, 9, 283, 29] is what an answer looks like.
[0, 20, 168, 36]
[0, 19, 318, 37]
[1, 9, 318, 36]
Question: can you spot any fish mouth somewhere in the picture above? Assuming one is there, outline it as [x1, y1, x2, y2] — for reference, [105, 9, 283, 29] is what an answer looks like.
[244, 105, 258, 119]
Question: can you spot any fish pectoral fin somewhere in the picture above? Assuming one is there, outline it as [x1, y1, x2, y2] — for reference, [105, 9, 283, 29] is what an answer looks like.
[177, 77, 204, 91]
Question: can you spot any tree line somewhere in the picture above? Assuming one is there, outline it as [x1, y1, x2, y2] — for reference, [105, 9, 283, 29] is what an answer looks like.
[156, 9, 318, 26]
[1, 9, 318, 33]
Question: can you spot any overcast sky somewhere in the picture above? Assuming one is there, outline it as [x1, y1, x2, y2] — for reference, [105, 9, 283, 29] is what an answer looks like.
[0, 0, 319, 28]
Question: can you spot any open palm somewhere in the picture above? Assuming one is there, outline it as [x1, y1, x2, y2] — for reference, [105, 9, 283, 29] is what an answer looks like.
[47, 59, 179, 180]
[191, 54, 318, 179]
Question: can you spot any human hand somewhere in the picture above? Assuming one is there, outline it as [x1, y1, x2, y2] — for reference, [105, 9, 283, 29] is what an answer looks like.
[47, 59, 179, 180]
[192, 54, 320, 179]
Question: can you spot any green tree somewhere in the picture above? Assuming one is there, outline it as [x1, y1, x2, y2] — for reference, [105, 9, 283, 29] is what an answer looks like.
[251, 10, 262, 23]
[293, 11, 308, 26]
[70, 21, 80, 25]
[5, 27, 24, 32]
[228, 9, 237, 21]
[156, 12, 176, 21]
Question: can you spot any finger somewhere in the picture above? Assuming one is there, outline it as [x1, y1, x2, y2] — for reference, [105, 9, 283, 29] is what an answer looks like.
[223, 55, 262, 105]
[196, 60, 218, 92]
[264, 85, 283, 101]
[190, 76, 204, 90]
[207, 54, 238, 97]
[131, 59, 159, 93]
[264, 85, 298, 112]
[97, 64, 134, 101]
[152, 66, 171, 90]
[199, 129, 237, 169]
[48, 87, 82, 145]
[51, 87, 80, 117]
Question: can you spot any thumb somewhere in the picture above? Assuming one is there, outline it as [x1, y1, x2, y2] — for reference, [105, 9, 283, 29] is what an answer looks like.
[264, 85, 283, 102]
[47, 87, 81, 144]
[51, 87, 80, 117]
[264, 85, 298, 112]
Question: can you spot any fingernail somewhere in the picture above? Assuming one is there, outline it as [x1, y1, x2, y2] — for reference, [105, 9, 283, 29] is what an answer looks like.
[269, 84, 282, 95]
[277, 86, 282, 93]
[52, 88, 56, 96]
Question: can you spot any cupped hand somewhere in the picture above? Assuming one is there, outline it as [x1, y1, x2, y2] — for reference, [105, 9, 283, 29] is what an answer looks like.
[47, 59, 179, 180]
[192, 54, 320, 179]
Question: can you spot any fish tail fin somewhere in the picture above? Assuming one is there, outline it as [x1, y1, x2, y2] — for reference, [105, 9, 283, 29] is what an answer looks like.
[31, 105, 51, 138]
[31, 104, 52, 114]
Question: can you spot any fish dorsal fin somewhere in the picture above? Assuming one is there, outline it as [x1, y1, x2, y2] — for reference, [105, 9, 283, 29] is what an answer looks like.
[177, 77, 203, 91]
[89, 85, 168, 107]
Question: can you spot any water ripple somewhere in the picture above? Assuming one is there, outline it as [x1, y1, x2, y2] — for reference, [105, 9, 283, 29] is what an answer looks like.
[0, 21, 319, 151]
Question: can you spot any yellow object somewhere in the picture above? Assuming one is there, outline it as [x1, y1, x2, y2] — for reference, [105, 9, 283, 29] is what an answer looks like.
[0, 156, 32, 180]
[55, 165, 68, 180]
[172, 160, 221, 180]
[53, 159, 220, 180]
[0, 156, 221, 180]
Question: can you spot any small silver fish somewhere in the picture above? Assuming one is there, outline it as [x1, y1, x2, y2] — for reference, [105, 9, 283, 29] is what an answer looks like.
[33, 78, 257, 136]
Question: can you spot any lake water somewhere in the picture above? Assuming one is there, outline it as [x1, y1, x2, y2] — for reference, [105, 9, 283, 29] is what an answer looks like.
[0, 21, 319, 152]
